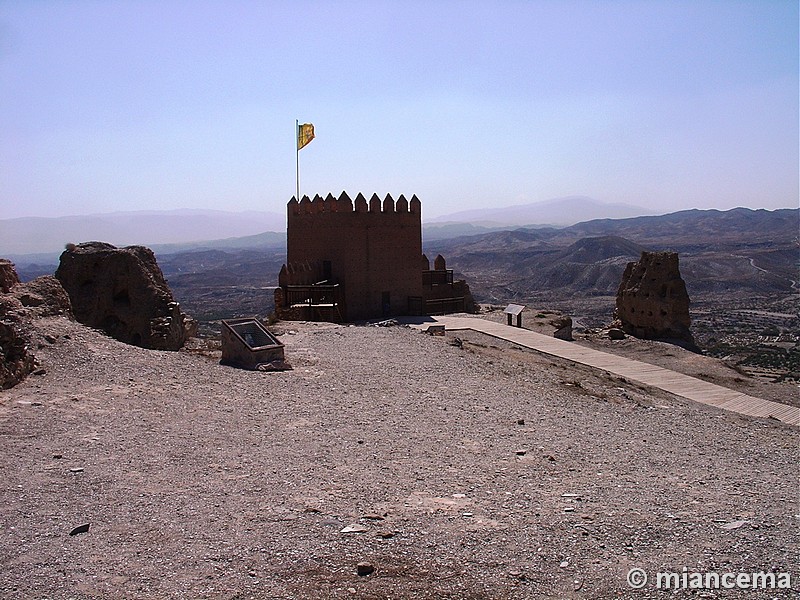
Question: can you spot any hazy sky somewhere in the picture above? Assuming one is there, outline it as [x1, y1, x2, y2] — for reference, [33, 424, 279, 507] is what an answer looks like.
[1, 0, 797, 220]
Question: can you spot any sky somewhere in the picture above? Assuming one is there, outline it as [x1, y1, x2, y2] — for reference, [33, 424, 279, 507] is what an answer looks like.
[1, 0, 797, 220]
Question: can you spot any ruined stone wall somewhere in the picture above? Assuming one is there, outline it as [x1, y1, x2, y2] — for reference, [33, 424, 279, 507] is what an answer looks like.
[0, 259, 21, 293]
[55, 242, 196, 350]
[615, 251, 695, 346]
[286, 192, 423, 321]
[0, 261, 73, 389]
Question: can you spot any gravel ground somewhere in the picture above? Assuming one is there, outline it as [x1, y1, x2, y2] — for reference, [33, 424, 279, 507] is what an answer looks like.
[0, 316, 797, 599]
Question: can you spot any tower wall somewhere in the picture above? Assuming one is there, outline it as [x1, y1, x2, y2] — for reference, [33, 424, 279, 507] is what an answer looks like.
[286, 192, 423, 320]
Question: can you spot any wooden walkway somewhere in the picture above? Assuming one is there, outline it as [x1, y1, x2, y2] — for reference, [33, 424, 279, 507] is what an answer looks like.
[405, 316, 800, 427]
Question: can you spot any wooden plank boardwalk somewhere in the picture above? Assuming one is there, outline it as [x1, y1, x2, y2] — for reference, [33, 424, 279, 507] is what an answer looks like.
[405, 316, 800, 427]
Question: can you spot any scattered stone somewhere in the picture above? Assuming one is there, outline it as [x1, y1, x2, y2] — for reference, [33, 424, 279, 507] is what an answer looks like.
[320, 518, 343, 528]
[515, 450, 527, 456]
[356, 562, 375, 576]
[43, 334, 57, 344]
[341, 524, 368, 534]
[516, 419, 525, 425]
[372, 319, 399, 327]
[69, 523, 90, 536]
[721, 520, 749, 530]
[52, 454, 63, 459]
[361, 513, 385, 521]
[608, 328, 626, 340]
[32, 368, 46, 376]
[69, 467, 84, 473]
[427, 325, 446, 336]
[375, 530, 395, 539]
[559, 559, 570, 568]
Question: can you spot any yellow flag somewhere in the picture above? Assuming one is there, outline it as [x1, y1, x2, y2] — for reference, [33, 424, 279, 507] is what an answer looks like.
[297, 123, 315, 150]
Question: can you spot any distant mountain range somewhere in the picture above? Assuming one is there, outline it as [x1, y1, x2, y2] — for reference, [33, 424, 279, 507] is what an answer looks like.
[427, 207, 798, 304]
[0, 209, 285, 257]
[427, 195, 657, 226]
[2, 196, 657, 258]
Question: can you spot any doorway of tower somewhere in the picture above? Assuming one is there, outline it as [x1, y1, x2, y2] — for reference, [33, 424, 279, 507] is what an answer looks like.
[381, 291, 390, 317]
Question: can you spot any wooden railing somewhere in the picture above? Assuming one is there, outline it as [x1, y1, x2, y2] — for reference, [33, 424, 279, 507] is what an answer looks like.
[422, 297, 465, 315]
[285, 283, 341, 307]
[422, 269, 454, 286]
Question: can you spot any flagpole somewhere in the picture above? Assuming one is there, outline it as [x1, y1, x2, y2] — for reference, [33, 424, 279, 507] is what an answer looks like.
[295, 119, 300, 201]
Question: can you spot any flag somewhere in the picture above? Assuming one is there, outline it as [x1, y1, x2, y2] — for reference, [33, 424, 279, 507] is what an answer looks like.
[297, 123, 315, 150]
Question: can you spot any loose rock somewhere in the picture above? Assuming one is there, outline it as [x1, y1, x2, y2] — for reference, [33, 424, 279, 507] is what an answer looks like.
[69, 523, 90, 536]
[341, 524, 368, 534]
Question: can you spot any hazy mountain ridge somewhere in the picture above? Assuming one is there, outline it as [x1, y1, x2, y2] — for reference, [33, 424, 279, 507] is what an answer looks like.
[428, 195, 657, 226]
[0, 209, 285, 255]
[564, 207, 798, 246]
[0, 196, 664, 257]
[427, 208, 798, 303]
[4, 200, 792, 259]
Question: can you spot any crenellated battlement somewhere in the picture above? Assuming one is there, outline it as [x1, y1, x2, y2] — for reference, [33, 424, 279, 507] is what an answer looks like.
[288, 192, 420, 217]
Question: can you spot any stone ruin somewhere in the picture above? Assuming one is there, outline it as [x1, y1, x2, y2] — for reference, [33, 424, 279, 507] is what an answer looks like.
[614, 251, 695, 346]
[55, 242, 196, 350]
[0, 259, 20, 293]
[1, 259, 73, 389]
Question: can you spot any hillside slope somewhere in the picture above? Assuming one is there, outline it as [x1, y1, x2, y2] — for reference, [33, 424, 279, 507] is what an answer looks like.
[427, 208, 798, 302]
